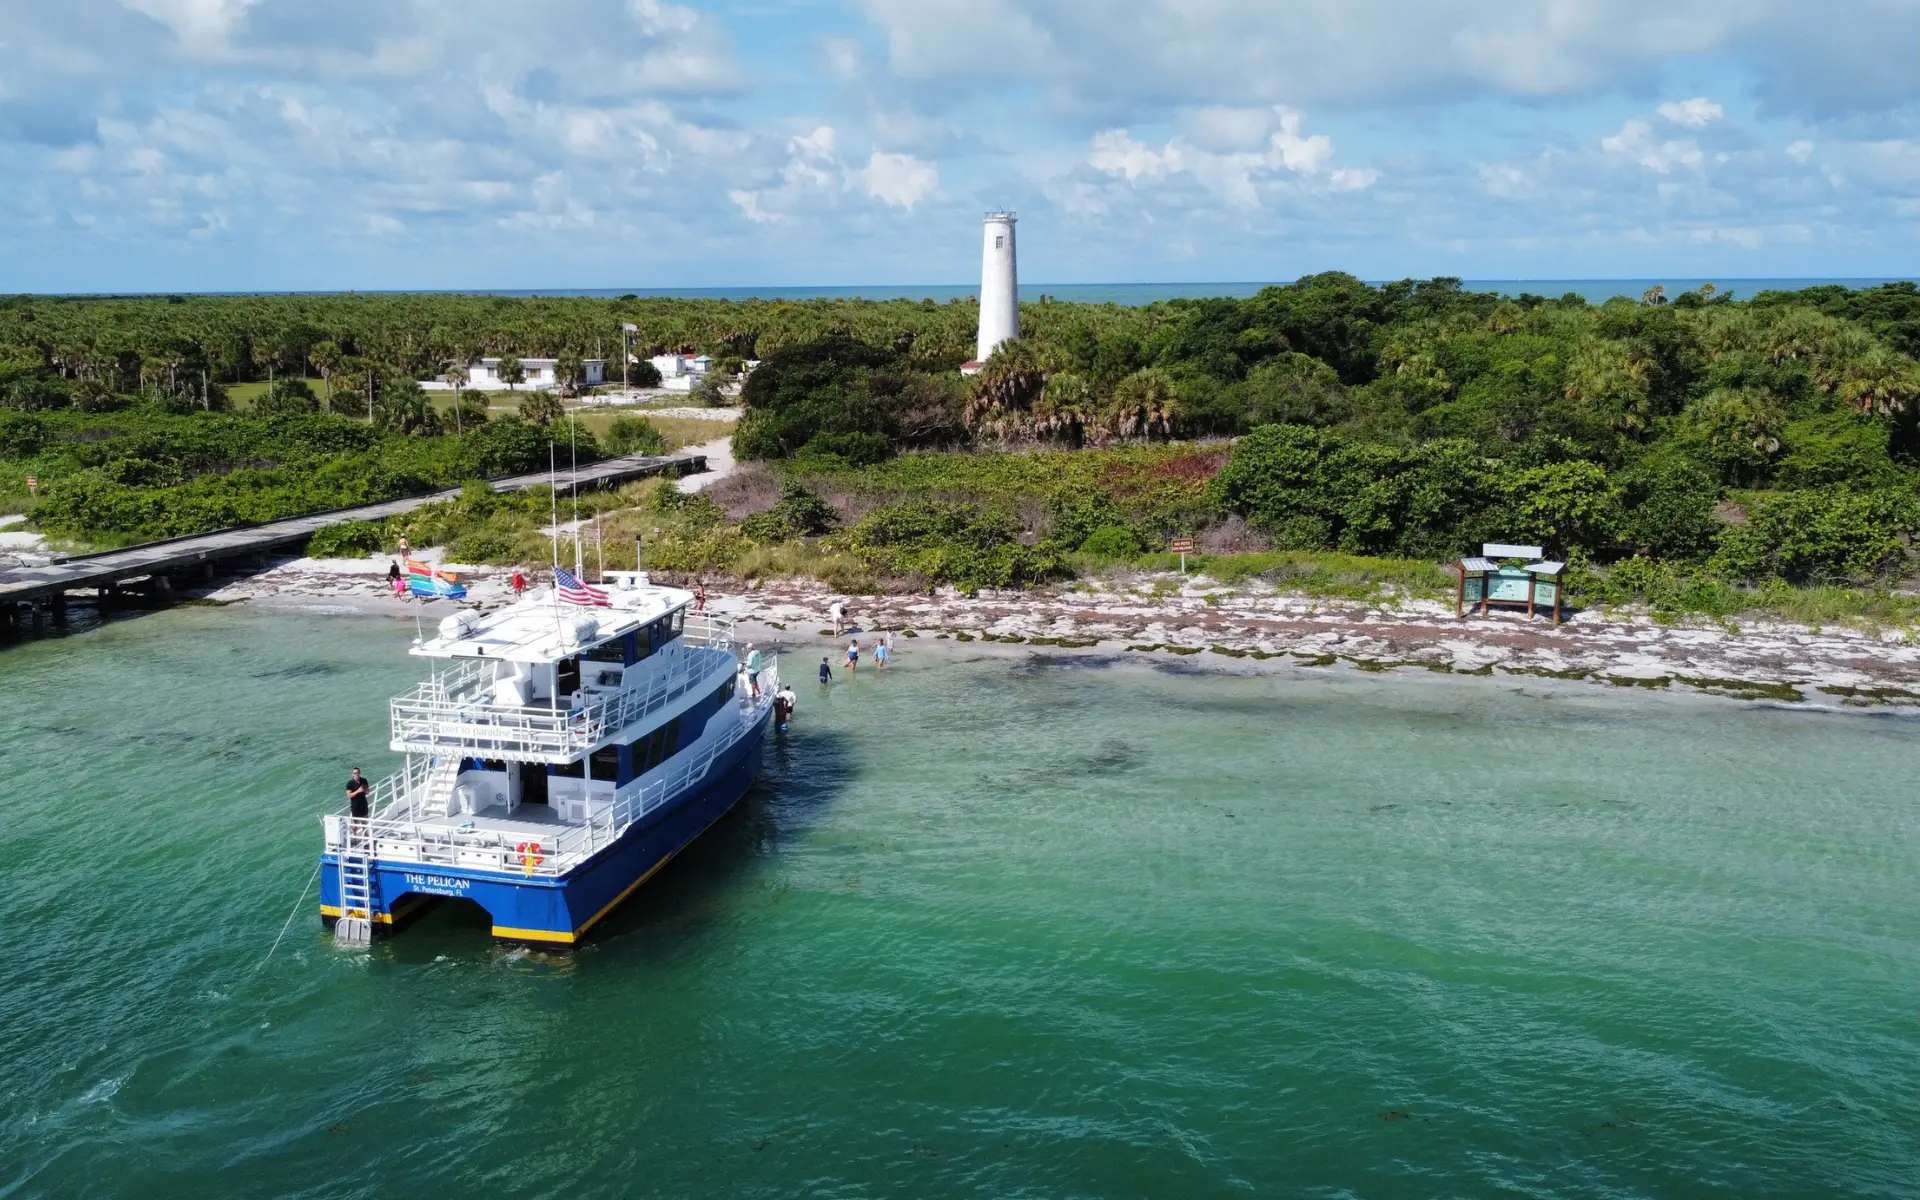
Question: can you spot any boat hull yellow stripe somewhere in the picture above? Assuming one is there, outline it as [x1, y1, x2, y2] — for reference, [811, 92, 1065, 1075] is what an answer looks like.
[490, 925, 578, 943]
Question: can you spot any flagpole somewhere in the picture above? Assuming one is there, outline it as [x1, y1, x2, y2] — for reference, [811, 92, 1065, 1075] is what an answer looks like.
[548, 440, 559, 581]
[570, 415, 583, 579]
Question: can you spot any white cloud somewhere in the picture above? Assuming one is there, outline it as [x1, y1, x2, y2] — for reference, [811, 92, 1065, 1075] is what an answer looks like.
[120, 0, 262, 52]
[858, 151, 938, 208]
[821, 36, 863, 79]
[1084, 107, 1367, 206]
[1601, 118, 1704, 172]
[852, 0, 1916, 119]
[1657, 97, 1724, 127]
[729, 189, 780, 224]
[1689, 226, 1763, 248]
[1786, 139, 1815, 162]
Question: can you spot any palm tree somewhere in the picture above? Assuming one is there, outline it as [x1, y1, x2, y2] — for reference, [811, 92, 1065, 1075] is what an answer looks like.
[519, 390, 562, 426]
[311, 340, 340, 406]
[444, 361, 470, 435]
[1107, 368, 1180, 440]
[497, 352, 525, 392]
[965, 339, 1047, 433]
[1836, 345, 1920, 416]
[554, 348, 584, 397]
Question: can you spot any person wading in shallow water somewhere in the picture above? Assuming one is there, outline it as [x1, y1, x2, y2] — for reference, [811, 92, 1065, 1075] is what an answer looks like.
[818, 656, 833, 685]
[346, 768, 370, 819]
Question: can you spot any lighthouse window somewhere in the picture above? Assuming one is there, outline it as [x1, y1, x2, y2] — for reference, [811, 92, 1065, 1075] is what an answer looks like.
[995, 236, 1004, 249]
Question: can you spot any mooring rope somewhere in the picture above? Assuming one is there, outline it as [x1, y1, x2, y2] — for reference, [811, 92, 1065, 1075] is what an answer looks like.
[256, 860, 321, 976]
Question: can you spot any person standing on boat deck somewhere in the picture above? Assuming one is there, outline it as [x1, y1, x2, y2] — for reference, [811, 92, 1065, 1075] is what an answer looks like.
[818, 656, 833, 685]
[746, 645, 764, 697]
[830, 600, 844, 636]
[845, 639, 859, 674]
[346, 768, 370, 819]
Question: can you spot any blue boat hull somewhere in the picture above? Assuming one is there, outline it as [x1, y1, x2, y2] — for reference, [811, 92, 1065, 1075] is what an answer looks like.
[321, 711, 768, 946]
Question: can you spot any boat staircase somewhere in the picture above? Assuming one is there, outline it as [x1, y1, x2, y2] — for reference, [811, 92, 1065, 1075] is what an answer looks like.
[334, 819, 378, 946]
[421, 755, 461, 817]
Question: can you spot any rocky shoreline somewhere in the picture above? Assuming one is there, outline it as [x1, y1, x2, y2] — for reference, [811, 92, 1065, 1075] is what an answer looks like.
[178, 553, 1920, 708]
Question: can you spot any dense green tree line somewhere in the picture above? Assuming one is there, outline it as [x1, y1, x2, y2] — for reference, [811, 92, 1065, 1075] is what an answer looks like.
[6, 279, 1920, 596]
[1, 408, 587, 543]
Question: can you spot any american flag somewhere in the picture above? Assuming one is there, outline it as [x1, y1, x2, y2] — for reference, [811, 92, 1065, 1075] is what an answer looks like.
[554, 566, 609, 607]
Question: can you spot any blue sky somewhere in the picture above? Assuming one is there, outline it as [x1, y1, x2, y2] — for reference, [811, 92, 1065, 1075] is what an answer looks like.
[1, 0, 1915, 292]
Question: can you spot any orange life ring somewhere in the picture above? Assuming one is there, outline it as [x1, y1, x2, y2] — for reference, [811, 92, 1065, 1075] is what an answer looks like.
[517, 841, 545, 876]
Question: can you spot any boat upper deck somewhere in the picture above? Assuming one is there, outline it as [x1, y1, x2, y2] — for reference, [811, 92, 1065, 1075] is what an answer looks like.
[414, 573, 689, 664]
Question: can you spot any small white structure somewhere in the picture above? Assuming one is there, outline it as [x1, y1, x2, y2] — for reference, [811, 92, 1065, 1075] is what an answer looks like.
[976, 211, 1019, 364]
[427, 358, 605, 392]
[650, 353, 714, 393]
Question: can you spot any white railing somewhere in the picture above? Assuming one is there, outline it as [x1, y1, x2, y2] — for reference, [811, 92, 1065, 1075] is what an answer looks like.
[325, 683, 775, 878]
[682, 611, 734, 650]
[389, 643, 736, 761]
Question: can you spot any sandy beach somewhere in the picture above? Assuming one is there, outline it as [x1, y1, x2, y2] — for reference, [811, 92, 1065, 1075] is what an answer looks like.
[176, 552, 1920, 706]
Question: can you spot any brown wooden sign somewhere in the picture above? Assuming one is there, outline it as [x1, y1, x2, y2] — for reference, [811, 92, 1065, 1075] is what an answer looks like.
[1169, 537, 1194, 554]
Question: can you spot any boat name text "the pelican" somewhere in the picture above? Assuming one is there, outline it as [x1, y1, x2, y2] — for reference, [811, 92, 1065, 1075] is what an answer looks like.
[403, 873, 472, 895]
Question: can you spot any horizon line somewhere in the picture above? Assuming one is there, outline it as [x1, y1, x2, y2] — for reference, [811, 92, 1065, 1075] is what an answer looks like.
[14, 275, 1918, 300]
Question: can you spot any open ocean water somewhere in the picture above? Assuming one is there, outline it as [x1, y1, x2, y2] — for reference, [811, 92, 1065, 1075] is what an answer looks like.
[100, 279, 1919, 306]
[1, 606, 1917, 1198]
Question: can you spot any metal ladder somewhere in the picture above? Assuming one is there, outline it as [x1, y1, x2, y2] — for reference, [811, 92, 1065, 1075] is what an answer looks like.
[334, 818, 377, 946]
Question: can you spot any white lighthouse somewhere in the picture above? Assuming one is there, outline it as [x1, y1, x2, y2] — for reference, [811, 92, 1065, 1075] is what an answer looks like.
[975, 211, 1019, 364]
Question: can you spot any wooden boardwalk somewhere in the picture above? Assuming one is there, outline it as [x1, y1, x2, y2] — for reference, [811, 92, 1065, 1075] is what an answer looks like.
[0, 450, 706, 610]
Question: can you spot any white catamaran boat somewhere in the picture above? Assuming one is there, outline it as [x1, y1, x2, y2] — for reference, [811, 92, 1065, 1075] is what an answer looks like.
[321, 570, 776, 946]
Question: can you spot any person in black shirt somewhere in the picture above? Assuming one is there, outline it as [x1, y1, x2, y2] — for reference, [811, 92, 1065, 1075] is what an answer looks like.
[346, 768, 371, 819]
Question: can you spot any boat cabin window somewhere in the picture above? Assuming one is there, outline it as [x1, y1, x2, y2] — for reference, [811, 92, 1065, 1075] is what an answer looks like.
[551, 759, 585, 779]
[625, 717, 681, 777]
[585, 638, 626, 664]
[589, 746, 620, 782]
[635, 612, 683, 661]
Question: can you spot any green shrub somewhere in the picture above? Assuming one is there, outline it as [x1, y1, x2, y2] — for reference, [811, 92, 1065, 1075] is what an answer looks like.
[794, 430, 893, 466]
[841, 501, 1067, 587]
[253, 378, 319, 416]
[740, 484, 840, 542]
[604, 415, 667, 457]
[1711, 488, 1919, 584]
[1616, 456, 1720, 560]
[307, 520, 388, 558]
[1078, 525, 1144, 558]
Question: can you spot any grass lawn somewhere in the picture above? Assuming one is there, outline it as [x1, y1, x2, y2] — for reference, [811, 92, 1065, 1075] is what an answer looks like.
[229, 377, 327, 408]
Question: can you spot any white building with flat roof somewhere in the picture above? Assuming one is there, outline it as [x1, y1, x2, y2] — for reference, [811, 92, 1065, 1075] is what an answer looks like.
[426, 357, 605, 391]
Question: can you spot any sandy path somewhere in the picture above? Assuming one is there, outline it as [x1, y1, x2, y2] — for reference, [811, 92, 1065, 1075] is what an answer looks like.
[677, 433, 737, 494]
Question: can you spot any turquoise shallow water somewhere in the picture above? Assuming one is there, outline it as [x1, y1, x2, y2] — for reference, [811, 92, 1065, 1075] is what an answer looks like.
[1, 608, 1917, 1198]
